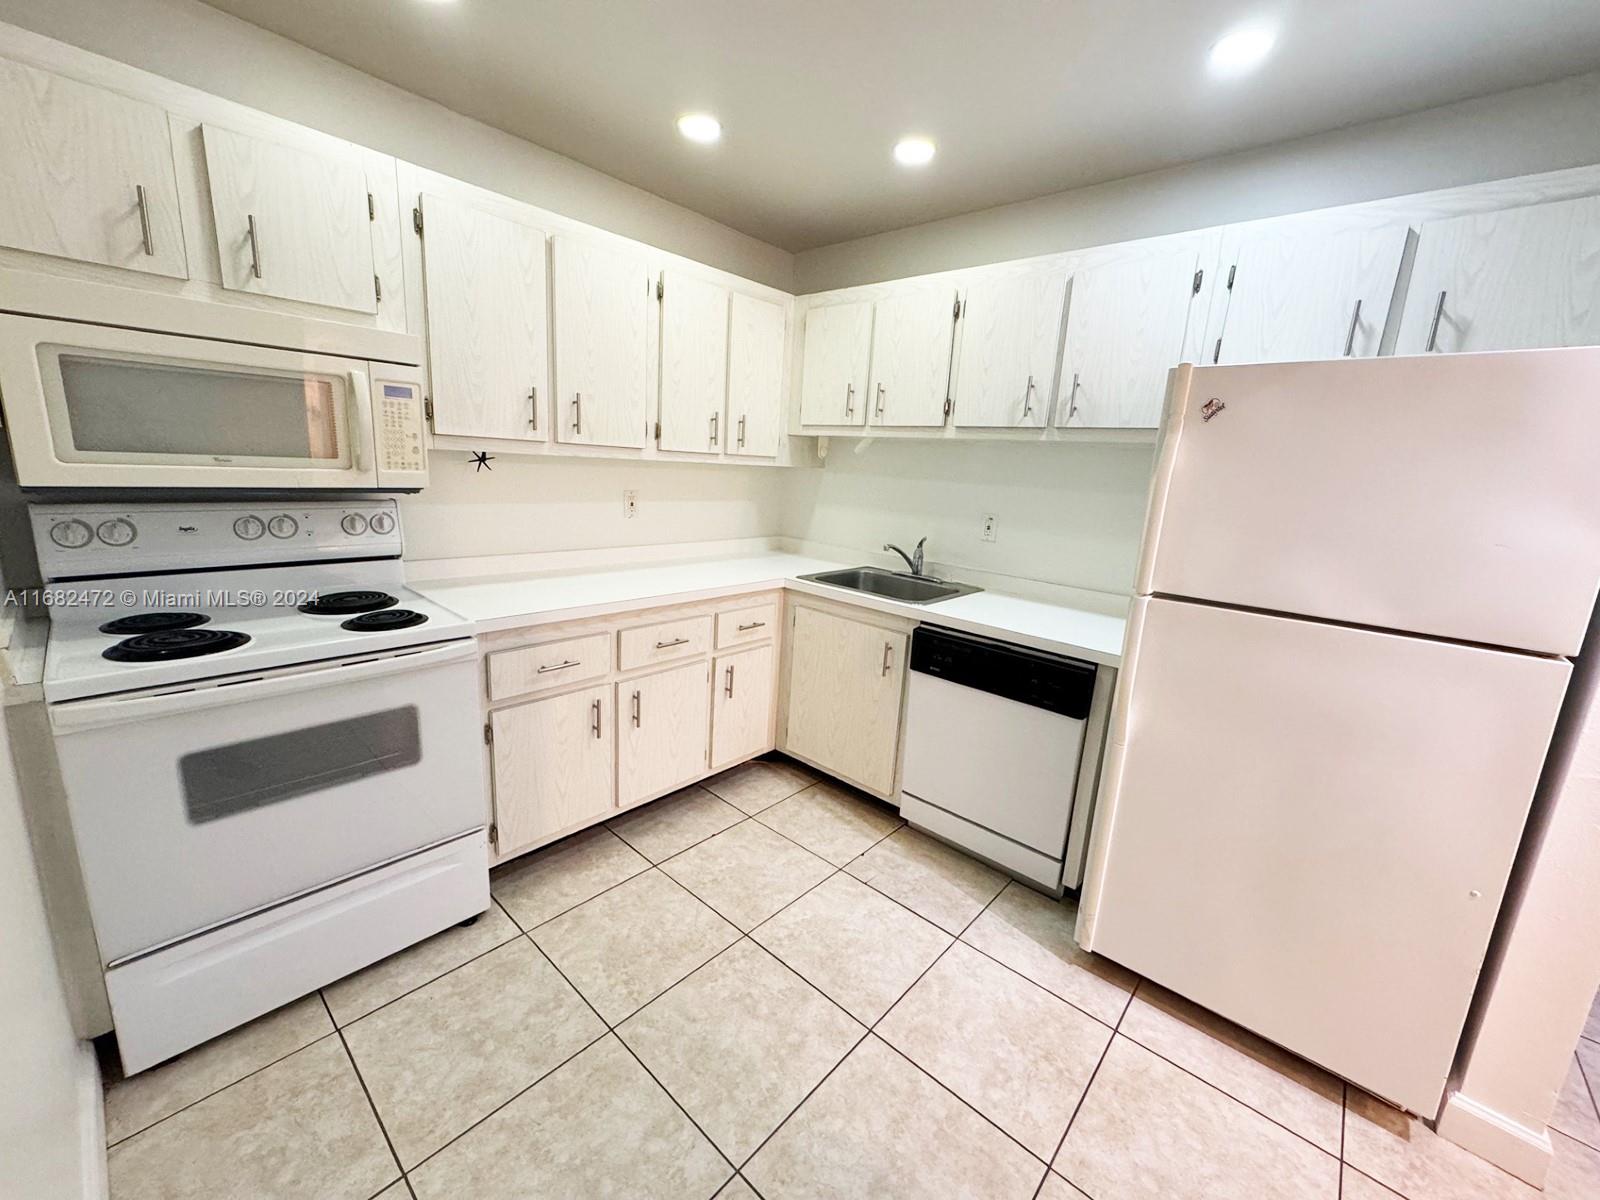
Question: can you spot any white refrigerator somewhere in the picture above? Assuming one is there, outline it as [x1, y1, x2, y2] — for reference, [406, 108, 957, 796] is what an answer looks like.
[1078, 348, 1600, 1116]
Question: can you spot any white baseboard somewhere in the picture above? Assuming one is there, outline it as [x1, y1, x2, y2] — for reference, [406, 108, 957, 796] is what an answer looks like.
[74, 1039, 107, 1200]
[1435, 1089, 1553, 1188]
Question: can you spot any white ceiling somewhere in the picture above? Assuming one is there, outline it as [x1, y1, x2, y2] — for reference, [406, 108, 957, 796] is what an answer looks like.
[196, 0, 1600, 252]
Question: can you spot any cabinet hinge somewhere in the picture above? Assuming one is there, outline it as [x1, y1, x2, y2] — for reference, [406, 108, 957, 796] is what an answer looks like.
[1192, 269, 1204, 295]
[367, 192, 375, 221]
[373, 274, 382, 303]
[1226, 264, 1236, 290]
[1212, 337, 1223, 364]
[943, 396, 953, 418]
[424, 397, 434, 421]
[654, 420, 662, 439]
[412, 206, 424, 236]
[488, 821, 498, 844]
[483, 722, 493, 745]
[656, 278, 664, 300]
[953, 295, 962, 320]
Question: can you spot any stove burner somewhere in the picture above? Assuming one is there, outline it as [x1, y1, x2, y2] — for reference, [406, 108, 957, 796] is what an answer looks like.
[102, 629, 251, 663]
[99, 612, 210, 636]
[298, 590, 398, 616]
[341, 609, 428, 632]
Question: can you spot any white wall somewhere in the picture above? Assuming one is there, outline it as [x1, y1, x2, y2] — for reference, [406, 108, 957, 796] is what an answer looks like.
[795, 70, 1600, 291]
[782, 439, 1155, 597]
[0, 696, 102, 1199]
[0, 0, 792, 290]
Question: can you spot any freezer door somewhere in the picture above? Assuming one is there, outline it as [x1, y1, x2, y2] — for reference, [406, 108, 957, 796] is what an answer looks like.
[1140, 350, 1600, 655]
[1080, 596, 1569, 1115]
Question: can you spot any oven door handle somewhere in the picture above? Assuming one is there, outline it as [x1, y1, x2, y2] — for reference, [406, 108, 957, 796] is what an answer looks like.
[50, 639, 478, 734]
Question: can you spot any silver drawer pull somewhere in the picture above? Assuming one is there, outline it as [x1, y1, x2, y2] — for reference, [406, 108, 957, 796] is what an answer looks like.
[882, 641, 894, 676]
[1426, 290, 1447, 352]
[136, 185, 155, 256]
[655, 637, 691, 649]
[246, 213, 262, 279]
[591, 698, 602, 738]
[572, 393, 583, 435]
[1342, 298, 1363, 357]
[724, 664, 735, 698]
[631, 689, 641, 727]
[537, 659, 580, 674]
[737, 620, 766, 632]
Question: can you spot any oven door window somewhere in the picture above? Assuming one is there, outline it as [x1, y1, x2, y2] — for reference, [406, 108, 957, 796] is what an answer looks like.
[180, 707, 420, 825]
[51, 350, 349, 466]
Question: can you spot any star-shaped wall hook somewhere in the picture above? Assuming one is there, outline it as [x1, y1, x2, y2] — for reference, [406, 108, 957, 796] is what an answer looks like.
[470, 451, 494, 472]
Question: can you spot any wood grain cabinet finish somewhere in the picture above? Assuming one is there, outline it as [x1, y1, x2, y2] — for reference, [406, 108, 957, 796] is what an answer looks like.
[617, 615, 713, 672]
[658, 269, 731, 453]
[712, 644, 776, 770]
[726, 292, 786, 457]
[201, 124, 378, 313]
[1395, 195, 1600, 355]
[716, 603, 778, 649]
[783, 603, 908, 796]
[419, 192, 549, 441]
[798, 301, 873, 426]
[619, 660, 712, 807]
[0, 57, 187, 279]
[551, 234, 650, 449]
[952, 267, 1069, 428]
[490, 683, 614, 856]
[867, 285, 960, 428]
[487, 632, 611, 701]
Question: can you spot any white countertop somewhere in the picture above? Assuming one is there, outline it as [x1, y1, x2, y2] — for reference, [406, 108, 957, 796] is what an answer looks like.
[412, 551, 1127, 667]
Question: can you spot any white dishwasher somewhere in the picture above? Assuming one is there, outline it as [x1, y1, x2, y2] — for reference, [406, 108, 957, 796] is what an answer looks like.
[899, 625, 1098, 893]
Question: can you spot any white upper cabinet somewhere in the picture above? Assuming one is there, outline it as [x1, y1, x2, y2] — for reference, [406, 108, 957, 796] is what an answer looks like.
[202, 124, 377, 313]
[419, 193, 549, 442]
[1056, 243, 1204, 429]
[951, 266, 1068, 428]
[551, 235, 650, 449]
[799, 301, 873, 426]
[1395, 195, 1600, 355]
[658, 270, 730, 453]
[0, 57, 186, 279]
[727, 292, 786, 457]
[867, 285, 959, 428]
[1211, 223, 1411, 364]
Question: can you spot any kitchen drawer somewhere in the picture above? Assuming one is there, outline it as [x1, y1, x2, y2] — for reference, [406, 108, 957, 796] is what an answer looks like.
[487, 633, 611, 701]
[716, 602, 778, 649]
[618, 615, 713, 672]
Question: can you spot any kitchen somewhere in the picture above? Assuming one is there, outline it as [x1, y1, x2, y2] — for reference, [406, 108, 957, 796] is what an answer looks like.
[4, 2, 1600, 1198]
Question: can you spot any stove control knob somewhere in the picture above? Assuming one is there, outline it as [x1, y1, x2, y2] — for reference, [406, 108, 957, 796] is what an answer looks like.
[368, 511, 395, 535]
[267, 514, 300, 539]
[48, 519, 93, 549]
[233, 515, 265, 541]
[340, 513, 369, 536]
[96, 518, 137, 547]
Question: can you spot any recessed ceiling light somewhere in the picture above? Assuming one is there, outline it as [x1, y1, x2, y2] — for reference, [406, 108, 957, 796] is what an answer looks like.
[677, 113, 722, 145]
[1208, 27, 1276, 77]
[893, 137, 936, 167]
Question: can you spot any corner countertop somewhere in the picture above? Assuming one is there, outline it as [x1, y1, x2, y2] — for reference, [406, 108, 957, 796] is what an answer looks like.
[411, 551, 1128, 667]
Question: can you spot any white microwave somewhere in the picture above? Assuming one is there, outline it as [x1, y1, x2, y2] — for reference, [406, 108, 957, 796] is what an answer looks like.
[0, 315, 427, 490]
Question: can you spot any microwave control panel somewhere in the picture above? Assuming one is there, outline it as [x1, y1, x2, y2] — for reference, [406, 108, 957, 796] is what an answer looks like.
[372, 374, 427, 484]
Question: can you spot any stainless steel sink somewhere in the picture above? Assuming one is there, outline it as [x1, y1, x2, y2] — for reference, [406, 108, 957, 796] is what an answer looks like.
[799, 567, 982, 605]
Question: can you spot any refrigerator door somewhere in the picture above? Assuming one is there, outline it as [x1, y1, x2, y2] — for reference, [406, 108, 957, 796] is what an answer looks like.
[1140, 350, 1600, 655]
[1079, 596, 1569, 1115]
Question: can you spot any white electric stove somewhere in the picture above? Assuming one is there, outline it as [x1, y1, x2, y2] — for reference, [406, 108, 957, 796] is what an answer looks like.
[32, 499, 490, 1074]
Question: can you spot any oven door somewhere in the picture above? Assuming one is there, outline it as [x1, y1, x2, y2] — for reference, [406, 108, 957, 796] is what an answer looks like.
[0, 314, 381, 489]
[49, 639, 487, 962]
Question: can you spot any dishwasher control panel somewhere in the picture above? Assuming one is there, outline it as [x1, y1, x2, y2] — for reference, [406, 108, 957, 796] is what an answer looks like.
[910, 626, 1096, 719]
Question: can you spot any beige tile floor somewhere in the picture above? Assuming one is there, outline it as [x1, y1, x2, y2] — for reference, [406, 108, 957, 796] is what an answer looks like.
[101, 755, 1600, 1200]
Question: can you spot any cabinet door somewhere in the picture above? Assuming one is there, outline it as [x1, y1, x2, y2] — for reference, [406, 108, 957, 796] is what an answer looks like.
[490, 683, 614, 855]
[1214, 224, 1410, 364]
[659, 270, 730, 453]
[712, 644, 776, 770]
[1395, 195, 1600, 355]
[551, 235, 650, 448]
[619, 661, 711, 807]
[420, 193, 548, 441]
[798, 301, 873, 426]
[952, 268, 1068, 428]
[868, 285, 959, 428]
[201, 124, 377, 313]
[727, 292, 786, 457]
[784, 605, 907, 795]
[0, 58, 186, 279]
[1056, 244, 1202, 429]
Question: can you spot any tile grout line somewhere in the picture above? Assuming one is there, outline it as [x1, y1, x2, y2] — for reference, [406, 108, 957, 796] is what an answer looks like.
[1577, 1046, 1600, 1133]
[1039, 977, 1140, 1198]
[320, 990, 411, 1196]
[330, 923, 526, 1030]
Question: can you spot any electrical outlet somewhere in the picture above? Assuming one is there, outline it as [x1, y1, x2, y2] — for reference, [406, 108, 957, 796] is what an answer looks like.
[981, 514, 997, 542]
[623, 490, 638, 519]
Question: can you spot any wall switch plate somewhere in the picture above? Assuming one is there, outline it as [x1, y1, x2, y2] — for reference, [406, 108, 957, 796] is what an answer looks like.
[981, 514, 997, 542]
[623, 490, 638, 519]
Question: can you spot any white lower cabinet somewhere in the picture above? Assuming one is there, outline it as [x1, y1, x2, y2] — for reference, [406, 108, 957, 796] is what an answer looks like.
[619, 660, 711, 807]
[490, 682, 614, 856]
[712, 644, 777, 770]
[782, 603, 908, 797]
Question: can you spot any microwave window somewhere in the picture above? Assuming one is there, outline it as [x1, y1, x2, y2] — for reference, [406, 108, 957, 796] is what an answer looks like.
[59, 355, 343, 460]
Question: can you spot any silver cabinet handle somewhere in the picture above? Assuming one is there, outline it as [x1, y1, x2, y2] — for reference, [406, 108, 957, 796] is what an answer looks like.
[246, 213, 262, 279]
[572, 393, 582, 435]
[631, 689, 641, 727]
[737, 620, 765, 632]
[537, 659, 579, 675]
[724, 664, 735, 698]
[1343, 298, 1364, 357]
[874, 382, 885, 418]
[528, 385, 538, 430]
[655, 637, 690, 649]
[135, 185, 154, 256]
[737, 414, 746, 447]
[591, 698, 602, 739]
[881, 641, 894, 676]
[844, 383, 854, 419]
[1426, 290, 1447, 352]
[709, 412, 719, 446]
[1067, 371, 1080, 422]
[1022, 373, 1035, 417]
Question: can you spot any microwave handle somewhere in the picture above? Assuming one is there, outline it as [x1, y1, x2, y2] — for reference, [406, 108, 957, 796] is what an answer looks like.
[347, 370, 372, 473]
[50, 640, 477, 734]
